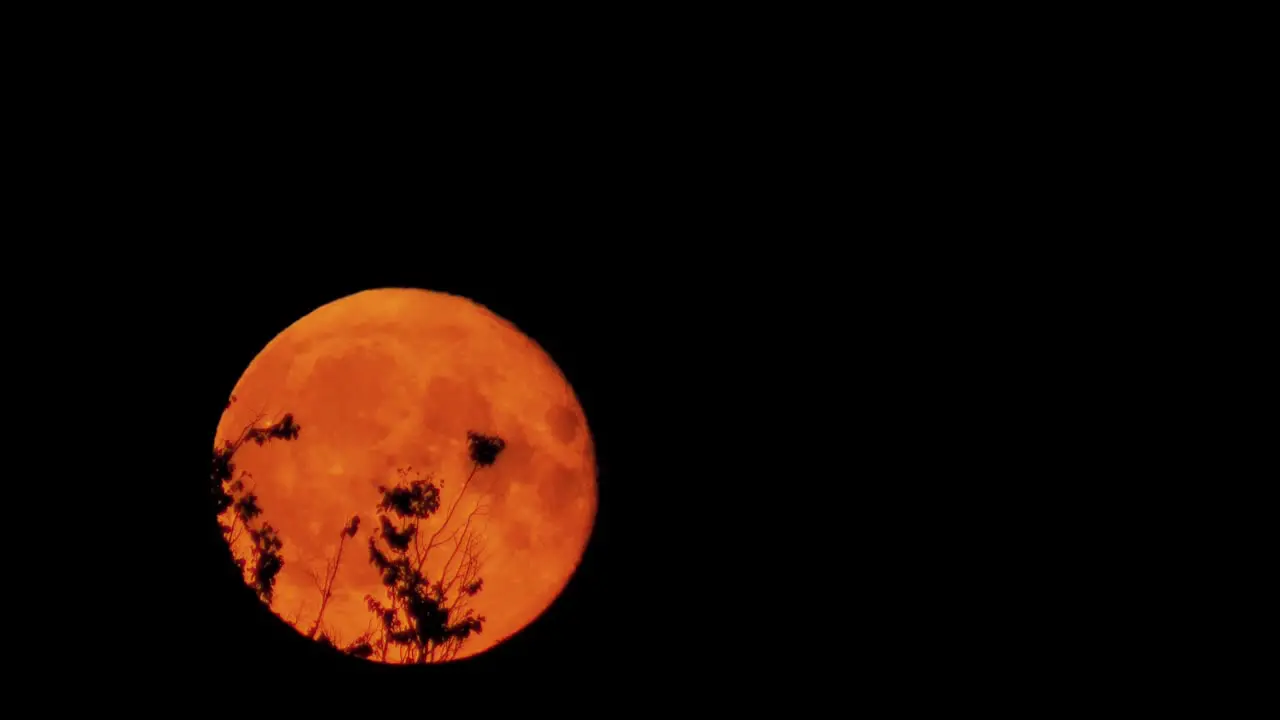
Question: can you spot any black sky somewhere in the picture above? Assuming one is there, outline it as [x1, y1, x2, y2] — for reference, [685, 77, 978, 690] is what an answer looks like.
[49, 232, 1045, 703]
[92, 265, 780, 688]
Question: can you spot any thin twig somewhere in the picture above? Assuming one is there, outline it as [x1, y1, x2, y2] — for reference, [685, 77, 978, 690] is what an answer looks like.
[436, 500, 486, 588]
[421, 463, 479, 564]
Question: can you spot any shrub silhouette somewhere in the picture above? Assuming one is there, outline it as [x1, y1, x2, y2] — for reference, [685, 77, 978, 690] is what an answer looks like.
[211, 405, 300, 604]
[212, 402, 506, 663]
[362, 431, 506, 663]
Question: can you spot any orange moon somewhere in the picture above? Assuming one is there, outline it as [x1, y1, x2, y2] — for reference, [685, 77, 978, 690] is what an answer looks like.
[213, 288, 597, 661]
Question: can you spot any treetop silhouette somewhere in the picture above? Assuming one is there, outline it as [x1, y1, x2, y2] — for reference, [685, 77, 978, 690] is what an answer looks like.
[212, 401, 506, 663]
[211, 409, 301, 604]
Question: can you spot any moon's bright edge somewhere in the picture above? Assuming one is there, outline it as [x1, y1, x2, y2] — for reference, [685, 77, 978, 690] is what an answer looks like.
[214, 288, 597, 661]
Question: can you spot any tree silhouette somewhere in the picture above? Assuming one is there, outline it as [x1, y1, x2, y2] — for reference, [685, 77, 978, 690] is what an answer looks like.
[362, 431, 506, 663]
[212, 401, 506, 663]
[305, 514, 361, 639]
[297, 514, 381, 658]
[211, 404, 300, 605]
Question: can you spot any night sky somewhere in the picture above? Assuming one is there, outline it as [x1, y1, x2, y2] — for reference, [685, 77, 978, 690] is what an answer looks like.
[114, 266, 770, 689]
[66, 246, 994, 700]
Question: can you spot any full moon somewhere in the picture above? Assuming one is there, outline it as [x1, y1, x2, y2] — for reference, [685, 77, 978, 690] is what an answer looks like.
[213, 288, 597, 662]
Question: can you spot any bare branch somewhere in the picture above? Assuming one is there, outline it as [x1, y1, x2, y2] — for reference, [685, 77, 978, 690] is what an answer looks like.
[446, 537, 483, 615]
[366, 442, 502, 664]
[421, 463, 480, 562]
[433, 501, 489, 552]
[307, 525, 354, 639]
[223, 413, 269, 452]
[436, 500, 485, 588]
[306, 568, 325, 593]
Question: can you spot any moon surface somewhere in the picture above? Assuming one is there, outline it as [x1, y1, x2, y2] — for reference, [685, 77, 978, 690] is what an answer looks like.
[214, 288, 597, 661]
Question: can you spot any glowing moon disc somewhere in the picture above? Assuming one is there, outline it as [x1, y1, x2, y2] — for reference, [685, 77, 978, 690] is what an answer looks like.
[214, 288, 597, 661]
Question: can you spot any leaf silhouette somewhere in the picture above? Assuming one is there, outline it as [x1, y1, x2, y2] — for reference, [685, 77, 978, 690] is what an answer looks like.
[356, 433, 505, 663]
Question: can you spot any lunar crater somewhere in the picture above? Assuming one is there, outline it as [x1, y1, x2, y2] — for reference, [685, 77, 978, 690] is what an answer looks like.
[545, 404, 580, 444]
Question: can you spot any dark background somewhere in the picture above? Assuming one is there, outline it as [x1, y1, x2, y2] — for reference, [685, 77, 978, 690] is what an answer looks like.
[45, 204, 1048, 702]
[46, 213, 1113, 700]
[5, 23, 1198, 700]
[86, 257, 792, 694]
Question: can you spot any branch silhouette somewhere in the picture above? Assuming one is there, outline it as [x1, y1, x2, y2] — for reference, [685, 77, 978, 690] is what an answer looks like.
[212, 402, 505, 664]
[211, 405, 300, 605]
[306, 515, 361, 640]
[360, 431, 506, 663]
